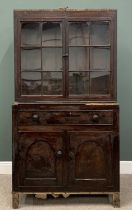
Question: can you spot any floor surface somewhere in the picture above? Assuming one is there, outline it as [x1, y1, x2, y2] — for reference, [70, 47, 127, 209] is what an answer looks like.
[0, 175, 132, 209]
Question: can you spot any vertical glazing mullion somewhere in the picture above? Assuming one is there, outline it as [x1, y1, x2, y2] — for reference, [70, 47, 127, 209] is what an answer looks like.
[82, 22, 89, 96]
[63, 19, 69, 98]
[62, 20, 65, 97]
[109, 20, 113, 96]
[89, 21, 91, 95]
[20, 22, 22, 96]
[40, 22, 43, 95]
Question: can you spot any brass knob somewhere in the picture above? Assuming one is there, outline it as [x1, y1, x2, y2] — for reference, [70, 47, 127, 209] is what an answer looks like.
[92, 114, 99, 122]
[32, 113, 39, 121]
[56, 150, 63, 158]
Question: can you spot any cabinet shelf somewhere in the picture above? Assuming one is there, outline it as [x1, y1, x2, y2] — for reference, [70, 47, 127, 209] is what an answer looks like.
[21, 70, 63, 72]
[21, 45, 62, 49]
[69, 45, 111, 48]
[68, 69, 111, 72]
[21, 45, 110, 49]
[21, 45, 41, 49]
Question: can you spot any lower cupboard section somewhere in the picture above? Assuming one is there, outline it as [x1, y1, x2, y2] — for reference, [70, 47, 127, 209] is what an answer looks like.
[13, 131, 119, 192]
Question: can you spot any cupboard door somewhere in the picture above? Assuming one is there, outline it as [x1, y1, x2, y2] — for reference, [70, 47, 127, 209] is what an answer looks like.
[68, 21, 111, 97]
[20, 21, 64, 96]
[15, 132, 64, 187]
[68, 132, 114, 191]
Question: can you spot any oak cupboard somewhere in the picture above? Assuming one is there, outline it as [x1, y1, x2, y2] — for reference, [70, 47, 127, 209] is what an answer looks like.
[12, 9, 119, 208]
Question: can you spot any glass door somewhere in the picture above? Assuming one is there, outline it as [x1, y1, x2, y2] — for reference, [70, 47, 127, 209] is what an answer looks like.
[68, 21, 111, 98]
[42, 22, 63, 95]
[21, 21, 63, 96]
[20, 19, 111, 99]
[21, 22, 42, 95]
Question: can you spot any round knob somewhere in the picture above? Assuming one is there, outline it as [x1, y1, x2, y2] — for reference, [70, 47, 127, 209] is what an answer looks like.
[32, 113, 39, 121]
[92, 114, 99, 122]
[56, 150, 63, 158]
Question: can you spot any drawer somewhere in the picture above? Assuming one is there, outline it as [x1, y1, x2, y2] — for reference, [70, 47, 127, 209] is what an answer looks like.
[18, 110, 113, 125]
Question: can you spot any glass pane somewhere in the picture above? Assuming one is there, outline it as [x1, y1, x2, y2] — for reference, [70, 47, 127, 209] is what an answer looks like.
[21, 49, 41, 71]
[90, 48, 110, 70]
[21, 23, 41, 46]
[42, 22, 62, 46]
[90, 71, 110, 94]
[69, 22, 89, 45]
[42, 48, 62, 71]
[21, 72, 41, 95]
[90, 22, 110, 45]
[43, 72, 62, 95]
[69, 72, 89, 95]
[69, 47, 89, 71]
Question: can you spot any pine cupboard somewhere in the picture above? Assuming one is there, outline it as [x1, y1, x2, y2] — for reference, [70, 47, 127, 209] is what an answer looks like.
[12, 9, 119, 208]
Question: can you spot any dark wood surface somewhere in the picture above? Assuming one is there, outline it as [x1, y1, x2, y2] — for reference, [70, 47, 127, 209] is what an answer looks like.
[12, 103, 119, 193]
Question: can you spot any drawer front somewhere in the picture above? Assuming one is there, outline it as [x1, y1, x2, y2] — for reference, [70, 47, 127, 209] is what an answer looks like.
[18, 110, 113, 125]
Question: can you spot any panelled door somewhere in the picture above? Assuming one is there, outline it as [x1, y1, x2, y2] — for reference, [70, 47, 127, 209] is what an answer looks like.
[67, 131, 114, 191]
[15, 132, 64, 187]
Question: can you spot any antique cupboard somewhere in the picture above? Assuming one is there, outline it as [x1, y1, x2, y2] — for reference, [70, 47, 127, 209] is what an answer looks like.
[12, 9, 120, 208]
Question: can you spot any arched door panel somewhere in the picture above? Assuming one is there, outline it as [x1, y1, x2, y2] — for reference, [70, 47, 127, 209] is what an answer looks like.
[16, 132, 64, 187]
[68, 131, 114, 191]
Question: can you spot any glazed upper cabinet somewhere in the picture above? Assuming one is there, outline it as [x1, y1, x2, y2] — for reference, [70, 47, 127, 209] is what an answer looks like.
[14, 10, 117, 101]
